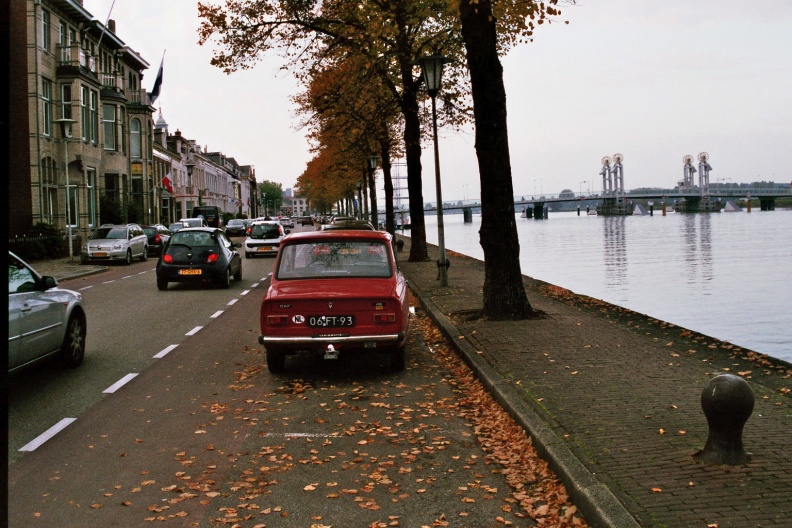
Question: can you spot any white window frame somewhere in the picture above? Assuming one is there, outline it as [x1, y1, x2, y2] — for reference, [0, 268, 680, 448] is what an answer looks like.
[103, 103, 116, 150]
[42, 78, 52, 137]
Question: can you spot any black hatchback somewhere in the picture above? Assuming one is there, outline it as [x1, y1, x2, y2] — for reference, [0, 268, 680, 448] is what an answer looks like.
[156, 228, 242, 290]
[142, 224, 172, 256]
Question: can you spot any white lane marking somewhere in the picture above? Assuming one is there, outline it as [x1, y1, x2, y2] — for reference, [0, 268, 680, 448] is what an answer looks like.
[227, 299, 238, 306]
[260, 432, 335, 438]
[185, 326, 203, 336]
[79, 285, 93, 291]
[103, 373, 139, 394]
[122, 275, 132, 279]
[251, 283, 259, 288]
[211, 310, 224, 318]
[240, 290, 250, 296]
[103, 280, 115, 284]
[19, 418, 77, 452]
[138, 271, 148, 275]
[154, 344, 178, 358]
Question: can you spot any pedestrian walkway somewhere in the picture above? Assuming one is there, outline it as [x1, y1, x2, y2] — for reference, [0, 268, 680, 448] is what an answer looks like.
[395, 236, 792, 528]
[24, 256, 107, 282]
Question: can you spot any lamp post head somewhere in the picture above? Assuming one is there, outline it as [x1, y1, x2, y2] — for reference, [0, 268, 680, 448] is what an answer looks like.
[368, 155, 380, 170]
[185, 162, 195, 176]
[356, 180, 362, 191]
[413, 54, 454, 97]
[54, 118, 77, 139]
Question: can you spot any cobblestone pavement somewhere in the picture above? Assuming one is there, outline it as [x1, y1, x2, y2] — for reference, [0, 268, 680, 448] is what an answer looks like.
[395, 236, 792, 528]
[26, 244, 792, 527]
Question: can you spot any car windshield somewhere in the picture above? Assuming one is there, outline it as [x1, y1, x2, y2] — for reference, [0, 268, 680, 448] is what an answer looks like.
[228, 220, 244, 226]
[249, 224, 281, 239]
[276, 240, 392, 279]
[143, 227, 158, 236]
[90, 227, 126, 240]
[170, 231, 215, 247]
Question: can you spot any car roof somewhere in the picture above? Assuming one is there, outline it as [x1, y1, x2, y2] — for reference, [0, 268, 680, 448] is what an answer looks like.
[282, 229, 391, 243]
[251, 220, 280, 225]
[172, 227, 222, 233]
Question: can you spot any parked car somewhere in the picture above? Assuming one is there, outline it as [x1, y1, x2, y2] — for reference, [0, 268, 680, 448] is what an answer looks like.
[244, 221, 288, 258]
[279, 217, 295, 228]
[225, 218, 248, 237]
[142, 224, 171, 256]
[8, 251, 86, 373]
[155, 227, 242, 290]
[82, 223, 148, 265]
[258, 230, 409, 373]
[168, 221, 190, 233]
[300, 216, 313, 226]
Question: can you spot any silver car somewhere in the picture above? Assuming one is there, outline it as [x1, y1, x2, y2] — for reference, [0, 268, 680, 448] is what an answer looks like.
[82, 223, 148, 265]
[8, 251, 87, 373]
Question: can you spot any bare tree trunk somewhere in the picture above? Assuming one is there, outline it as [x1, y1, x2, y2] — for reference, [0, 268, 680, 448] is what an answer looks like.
[402, 86, 429, 262]
[458, 0, 534, 319]
[381, 146, 396, 236]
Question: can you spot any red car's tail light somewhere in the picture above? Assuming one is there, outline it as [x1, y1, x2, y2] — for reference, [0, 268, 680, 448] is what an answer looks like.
[163, 254, 173, 264]
[154, 234, 162, 244]
[267, 315, 289, 325]
[373, 313, 396, 323]
[207, 253, 220, 263]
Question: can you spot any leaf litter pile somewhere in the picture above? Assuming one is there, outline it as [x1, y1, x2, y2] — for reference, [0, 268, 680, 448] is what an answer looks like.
[125, 294, 586, 527]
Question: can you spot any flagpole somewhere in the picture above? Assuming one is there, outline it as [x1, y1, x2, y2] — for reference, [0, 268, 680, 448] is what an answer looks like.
[97, 0, 118, 48]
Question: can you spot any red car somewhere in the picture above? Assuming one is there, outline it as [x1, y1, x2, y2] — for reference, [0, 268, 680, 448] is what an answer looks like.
[259, 230, 409, 373]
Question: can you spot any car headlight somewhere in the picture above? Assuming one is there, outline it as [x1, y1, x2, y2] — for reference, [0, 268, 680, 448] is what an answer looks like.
[82, 244, 87, 251]
[113, 243, 123, 250]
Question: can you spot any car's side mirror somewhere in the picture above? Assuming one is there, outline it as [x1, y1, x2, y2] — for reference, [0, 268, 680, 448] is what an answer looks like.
[42, 276, 58, 289]
[234, 243, 242, 248]
[285, 229, 291, 234]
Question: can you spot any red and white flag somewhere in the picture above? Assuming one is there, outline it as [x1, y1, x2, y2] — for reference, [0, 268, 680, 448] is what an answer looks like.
[162, 172, 174, 194]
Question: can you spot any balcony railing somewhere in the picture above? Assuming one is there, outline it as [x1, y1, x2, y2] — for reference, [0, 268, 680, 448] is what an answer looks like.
[127, 88, 152, 106]
[58, 44, 95, 72]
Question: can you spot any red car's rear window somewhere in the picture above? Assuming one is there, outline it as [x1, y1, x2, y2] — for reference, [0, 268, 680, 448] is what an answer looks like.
[276, 240, 392, 279]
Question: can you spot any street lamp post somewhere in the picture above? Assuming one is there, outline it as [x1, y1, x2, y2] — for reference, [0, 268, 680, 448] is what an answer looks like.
[368, 155, 380, 227]
[415, 54, 453, 286]
[355, 181, 363, 220]
[55, 118, 77, 261]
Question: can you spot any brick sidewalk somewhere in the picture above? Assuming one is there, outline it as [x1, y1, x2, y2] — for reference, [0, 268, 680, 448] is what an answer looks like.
[396, 236, 792, 528]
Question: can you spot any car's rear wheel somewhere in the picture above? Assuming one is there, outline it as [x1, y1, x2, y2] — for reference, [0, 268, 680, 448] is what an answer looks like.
[266, 348, 286, 373]
[245, 252, 251, 259]
[124, 249, 132, 265]
[60, 312, 86, 368]
[390, 347, 406, 372]
[141, 247, 148, 261]
[233, 263, 242, 281]
[220, 268, 231, 289]
[156, 275, 168, 291]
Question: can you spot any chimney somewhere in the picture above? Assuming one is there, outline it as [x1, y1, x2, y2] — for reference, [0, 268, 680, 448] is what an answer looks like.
[108, 19, 116, 33]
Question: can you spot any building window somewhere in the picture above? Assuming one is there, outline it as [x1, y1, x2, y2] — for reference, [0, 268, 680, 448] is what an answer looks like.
[61, 84, 72, 136]
[87, 168, 96, 227]
[90, 90, 99, 144]
[103, 104, 116, 150]
[67, 185, 79, 227]
[130, 118, 141, 158]
[42, 157, 58, 224]
[41, 9, 50, 51]
[42, 78, 52, 137]
[81, 86, 89, 141]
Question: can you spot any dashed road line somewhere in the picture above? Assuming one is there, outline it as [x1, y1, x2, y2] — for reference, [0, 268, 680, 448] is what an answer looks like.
[103, 280, 115, 284]
[18, 418, 77, 452]
[240, 290, 250, 296]
[251, 283, 259, 288]
[211, 310, 224, 318]
[154, 344, 178, 358]
[79, 285, 93, 290]
[227, 298, 238, 306]
[103, 373, 139, 394]
[122, 275, 132, 279]
[185, 326, 203, 336]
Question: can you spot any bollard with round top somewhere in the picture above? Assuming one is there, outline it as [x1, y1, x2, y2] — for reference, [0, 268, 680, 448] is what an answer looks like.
[695, 374, 754, 465]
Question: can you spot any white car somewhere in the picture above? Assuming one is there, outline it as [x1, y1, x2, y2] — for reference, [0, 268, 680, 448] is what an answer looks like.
[82, 223, 148, 265]
[8, 251, 87, 373]
[244, 221, 288, 258]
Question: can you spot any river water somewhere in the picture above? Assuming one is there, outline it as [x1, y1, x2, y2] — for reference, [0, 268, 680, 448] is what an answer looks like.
[412, 209, 792, 363]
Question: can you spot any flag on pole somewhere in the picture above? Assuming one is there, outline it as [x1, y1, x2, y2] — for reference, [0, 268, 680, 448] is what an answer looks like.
[148, 54, 164, 104]
[162, 172, 173, 194]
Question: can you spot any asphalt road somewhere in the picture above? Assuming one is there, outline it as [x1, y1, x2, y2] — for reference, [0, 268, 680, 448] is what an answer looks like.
[8, 228, 541, 526]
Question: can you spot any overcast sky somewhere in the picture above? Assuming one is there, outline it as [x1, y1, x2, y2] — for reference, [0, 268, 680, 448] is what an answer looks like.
[84, 0, 792, 203]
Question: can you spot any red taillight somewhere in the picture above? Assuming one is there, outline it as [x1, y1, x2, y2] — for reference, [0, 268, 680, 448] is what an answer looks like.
[207, 253, 220, 263]
[267, 315, 289, 325]
[373, 313, 396, 323]
[154, 234, 162, 244]
[163, 254, 173, 264]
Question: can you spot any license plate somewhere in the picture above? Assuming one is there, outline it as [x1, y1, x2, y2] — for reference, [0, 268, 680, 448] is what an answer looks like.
[179, 269, 202, 275]
[308, 315, 354, 328]
[93, 252, 107, 257]
[257, 246, 274, 252]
